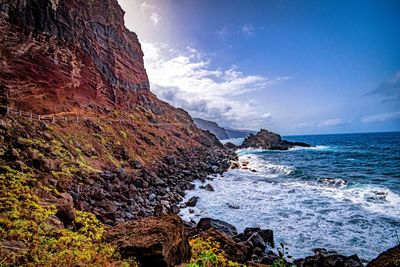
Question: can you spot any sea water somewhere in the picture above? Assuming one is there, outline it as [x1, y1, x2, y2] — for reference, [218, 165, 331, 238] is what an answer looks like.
[180, 132, 400, 261]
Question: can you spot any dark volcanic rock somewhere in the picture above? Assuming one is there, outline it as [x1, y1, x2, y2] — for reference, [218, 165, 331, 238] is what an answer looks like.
[197, 217, 238, 237]
[105, 214, 190, 267]
[294, 248, 363, 267]
[198, 228, 250, 263]
[366, 244, 400, 267]
[243, 227, 274, 248]
[240, 129, 312, 150]
[200, 183, 214, 191]
[186, 196, 199, 207]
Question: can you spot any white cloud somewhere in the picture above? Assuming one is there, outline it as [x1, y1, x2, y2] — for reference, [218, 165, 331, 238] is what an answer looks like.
[141, 41, 288, 129]
[296, 118, 349, 128]
[318, 118, 348, 127]
[240, 24, 255, 36]
[362, 112, 400, 123]
[140, 1, 161, 25]
[367, 70, 400, 103]
[149, 13, 160, 24]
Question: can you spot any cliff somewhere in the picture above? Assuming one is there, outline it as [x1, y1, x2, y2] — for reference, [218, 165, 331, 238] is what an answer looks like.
[0, 0, 149, 113]
[193, 117, 254, 140]
[0, 0, 236, 265]
[193, 118, 229, 140]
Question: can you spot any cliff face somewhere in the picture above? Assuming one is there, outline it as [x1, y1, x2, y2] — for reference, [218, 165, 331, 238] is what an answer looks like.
[0, 0, 235, 225]
[0, 0, 149, 113]
[193, 118, 229, 140]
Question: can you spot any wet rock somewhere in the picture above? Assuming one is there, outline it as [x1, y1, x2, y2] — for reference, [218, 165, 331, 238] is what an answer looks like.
[200, 183, 214, 191]
[186, 196, 199, 207]
[366, 244, 400, 267]
[294, 248, 363, 267]
[244, 228, 274, 248]
[105, 214, 191, 267]
[197, 218, 238, 237]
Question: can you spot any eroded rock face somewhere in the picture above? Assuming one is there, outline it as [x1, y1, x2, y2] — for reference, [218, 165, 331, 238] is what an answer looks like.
[240, 129, 312, 150]
[0, 0, 149, 113]
[366, 244, 400, 267]
[105, 214, 191, 267]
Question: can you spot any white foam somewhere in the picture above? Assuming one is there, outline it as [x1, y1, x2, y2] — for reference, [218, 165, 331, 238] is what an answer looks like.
[220, 138, 245, 146]
[289, 145, 330, 151]
[179, 156, 400, 261]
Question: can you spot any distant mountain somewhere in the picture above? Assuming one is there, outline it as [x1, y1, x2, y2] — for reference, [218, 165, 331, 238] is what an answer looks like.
[193, 118, 229, 139]
[225, 127, 255, 138]
[193, 118, 255, 140]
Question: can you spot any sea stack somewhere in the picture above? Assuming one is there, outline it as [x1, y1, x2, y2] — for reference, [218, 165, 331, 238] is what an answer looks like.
[240, 129, 313, 150]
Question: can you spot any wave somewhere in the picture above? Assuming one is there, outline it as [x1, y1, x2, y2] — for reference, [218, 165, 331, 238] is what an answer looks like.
[237, 145, 330, 155]
[236, 154, 294, 176]
[288, 145, 330, 151]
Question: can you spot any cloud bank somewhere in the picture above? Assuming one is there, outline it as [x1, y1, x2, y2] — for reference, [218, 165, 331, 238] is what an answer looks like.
[362, 112, 400, 123]
[142, 41, 289, 129]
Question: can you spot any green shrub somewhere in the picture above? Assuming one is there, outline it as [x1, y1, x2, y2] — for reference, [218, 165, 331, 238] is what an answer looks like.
[188, 235, 243, 267]
[0, 166, 133, 266]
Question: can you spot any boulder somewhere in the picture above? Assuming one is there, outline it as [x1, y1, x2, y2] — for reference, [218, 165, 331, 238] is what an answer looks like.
[105, 214, 191, 267]
[244, 227, 274, 248]
[197, 218, 238, 237]
[186, 196, 199, 207]
[200, 183, 214, 192]
[294, 248, 363, 267]
[199, 228, 250, 263]
[240, 129, 312, 150]
[55, 193, 76, 226]
[366, 244, 400, 267]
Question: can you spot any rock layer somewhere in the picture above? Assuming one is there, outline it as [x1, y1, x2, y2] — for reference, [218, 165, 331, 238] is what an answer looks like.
[0, 0, 149, 113]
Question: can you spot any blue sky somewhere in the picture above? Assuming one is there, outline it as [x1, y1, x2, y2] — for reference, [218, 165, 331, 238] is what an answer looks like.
[118, 0, 400, 135]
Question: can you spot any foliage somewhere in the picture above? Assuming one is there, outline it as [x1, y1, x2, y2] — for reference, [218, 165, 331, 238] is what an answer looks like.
[188, 235, 243, 267]
[0, 166, 134, 266]
[271, 242, 293, 267]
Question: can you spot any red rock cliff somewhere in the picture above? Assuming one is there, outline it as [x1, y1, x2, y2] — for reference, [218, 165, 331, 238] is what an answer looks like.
[0, 0, 149, 113]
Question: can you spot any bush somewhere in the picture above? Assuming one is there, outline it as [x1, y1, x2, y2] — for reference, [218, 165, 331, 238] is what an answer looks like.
[0, 166, 134, 266]
[188, 235, 243, 267]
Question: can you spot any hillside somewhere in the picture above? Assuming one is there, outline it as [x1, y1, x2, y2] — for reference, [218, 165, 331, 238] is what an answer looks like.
[0, 0, 235, 265]
[193, 117, 254, 140]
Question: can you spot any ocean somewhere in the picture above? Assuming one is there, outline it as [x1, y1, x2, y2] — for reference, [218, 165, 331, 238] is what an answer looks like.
[180, 132, 400, 261]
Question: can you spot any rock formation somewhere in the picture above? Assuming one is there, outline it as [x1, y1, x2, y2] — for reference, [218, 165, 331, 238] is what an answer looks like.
[240, 129, 312, 150]
[0, 0, 236, 265]
[366, 244, 400, 267]
[105, 214, 191, 267]
[0, 0, 149, 113]
[193, 117, 254, 140]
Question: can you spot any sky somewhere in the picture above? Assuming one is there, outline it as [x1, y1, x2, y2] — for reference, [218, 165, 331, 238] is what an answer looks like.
[118, 0, 400, 135]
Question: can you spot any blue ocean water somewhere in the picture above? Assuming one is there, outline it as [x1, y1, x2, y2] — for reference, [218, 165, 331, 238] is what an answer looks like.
[181, 132, 400, 261]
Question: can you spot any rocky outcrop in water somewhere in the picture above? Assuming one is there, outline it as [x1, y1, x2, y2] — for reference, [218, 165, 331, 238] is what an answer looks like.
[240, 129, 312, 150]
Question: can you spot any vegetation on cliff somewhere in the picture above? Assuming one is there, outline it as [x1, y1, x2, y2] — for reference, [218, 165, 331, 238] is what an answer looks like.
[0, 166, 134, 266]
